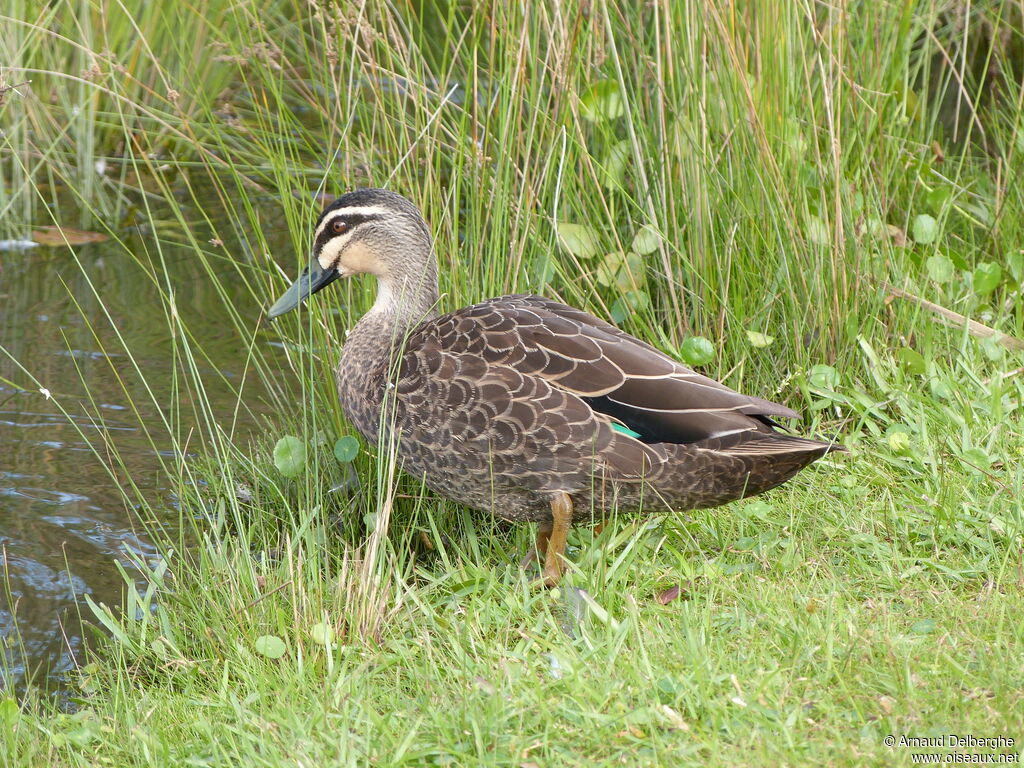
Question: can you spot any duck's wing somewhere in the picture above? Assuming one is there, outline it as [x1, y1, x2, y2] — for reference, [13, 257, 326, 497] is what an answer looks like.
[416, 294, 799, 445]
[395, 327, 663, 490]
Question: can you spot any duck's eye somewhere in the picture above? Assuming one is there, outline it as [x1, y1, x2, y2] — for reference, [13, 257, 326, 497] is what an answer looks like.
[332, 220, 348, 234]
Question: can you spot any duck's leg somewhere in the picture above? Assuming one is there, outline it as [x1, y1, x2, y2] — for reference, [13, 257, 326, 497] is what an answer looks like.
[540, 492, 573, 588]
[519, 523, 552, 569]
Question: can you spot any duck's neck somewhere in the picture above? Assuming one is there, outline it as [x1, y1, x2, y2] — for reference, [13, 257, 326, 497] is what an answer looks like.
[366, 258, 441, 333]
[336, 268, 440, 441]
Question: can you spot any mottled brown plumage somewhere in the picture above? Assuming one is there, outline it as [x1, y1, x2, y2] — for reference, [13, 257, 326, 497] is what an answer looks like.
[268, 188, 844, 584]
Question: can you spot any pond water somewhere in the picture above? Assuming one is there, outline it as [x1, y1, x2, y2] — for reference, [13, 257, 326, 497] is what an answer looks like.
[0, 206, 287, 698]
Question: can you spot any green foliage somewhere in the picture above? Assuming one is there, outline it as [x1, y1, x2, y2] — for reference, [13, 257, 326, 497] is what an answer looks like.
[333, 436, 359, 463]
[972, 263, 1003, 296]
[253, 635, 287, 659]
[579, 80, 625, 122]
[912, 213, 940, 244]
[273, 436, 306, 478]
[680, 337, 716, 366]
[2, 0, 1023, 765]
[926, 253, 955, 283]
[556, 223, 602, 259]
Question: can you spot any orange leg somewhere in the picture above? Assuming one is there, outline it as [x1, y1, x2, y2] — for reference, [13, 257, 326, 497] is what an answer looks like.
[539, 492, 573, 588]
[519, 521, 552, 569]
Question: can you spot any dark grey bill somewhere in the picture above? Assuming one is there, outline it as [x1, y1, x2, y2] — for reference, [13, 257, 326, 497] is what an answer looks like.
[267, 258, 340, 319]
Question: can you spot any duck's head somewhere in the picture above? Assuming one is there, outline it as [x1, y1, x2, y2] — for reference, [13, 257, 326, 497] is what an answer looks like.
[268, 188, 437, 319]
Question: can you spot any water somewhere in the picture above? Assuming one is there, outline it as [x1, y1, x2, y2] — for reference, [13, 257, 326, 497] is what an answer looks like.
[0, 213, 284, 697]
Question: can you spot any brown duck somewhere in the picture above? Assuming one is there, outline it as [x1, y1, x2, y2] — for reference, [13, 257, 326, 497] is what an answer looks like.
[268, 188, 844, 586]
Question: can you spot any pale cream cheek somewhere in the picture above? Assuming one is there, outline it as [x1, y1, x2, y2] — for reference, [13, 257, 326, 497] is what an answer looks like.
[318, 240, 386, 278]
[338, 243, 386, 277]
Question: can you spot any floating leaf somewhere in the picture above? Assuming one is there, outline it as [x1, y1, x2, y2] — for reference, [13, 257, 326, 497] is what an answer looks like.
[309, 622, 335, 646]
[599, 140, 630, 189]
[580, 80, 624, 122]
[972, 262, 1002, 296]
[273, 436, 306, 478]
[680, 337, 715, 366]
[808, 364, 839, 389]
[911, 214, 939, 244]
[333, 436, 359, 463]
[925, 253, 954, 283]
[254, 635, 286, 659]
[631, 224, 662, 255]
[555, 223, 600, 259]
[31, 226, 109, 246]
[610, 290, 650, 324]
[745, 330, 774, 348]
[896, 347, 926, 375]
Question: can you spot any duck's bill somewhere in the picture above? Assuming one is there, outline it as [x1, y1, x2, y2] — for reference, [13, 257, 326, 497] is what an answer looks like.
[267, 259, 340, 319]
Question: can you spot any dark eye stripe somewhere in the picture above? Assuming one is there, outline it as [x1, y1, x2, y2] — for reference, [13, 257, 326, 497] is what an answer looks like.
[312, 212, 380, 257]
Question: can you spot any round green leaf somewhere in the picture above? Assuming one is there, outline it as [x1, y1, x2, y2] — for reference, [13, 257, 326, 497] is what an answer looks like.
[925, 253, 954, 283]
[680, 337, 715, 366]
[808, 364, 839, 389]
[309, 622, 335, 646]
[972, 262, 1002, 296]
[555, 223, 600, 259]
[254, 635, 286, 659]
[745, 330, 775, 348]
[911, 214, 939, 244]
[631, 224, 662, 255]
[334, 436, 359, 463]
[580, 80, 624, 122]
[273, 436, 306, 478]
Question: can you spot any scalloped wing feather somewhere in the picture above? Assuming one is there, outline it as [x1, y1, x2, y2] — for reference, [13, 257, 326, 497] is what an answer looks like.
[407, 294, 798, 444]
[392, 293, 826, 491]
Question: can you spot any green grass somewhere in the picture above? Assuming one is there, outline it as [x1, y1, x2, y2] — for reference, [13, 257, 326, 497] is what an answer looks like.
[2, 0, 1023, 765]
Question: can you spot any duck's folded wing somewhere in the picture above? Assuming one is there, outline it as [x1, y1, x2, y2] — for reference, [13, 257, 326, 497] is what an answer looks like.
[426, 294, 798, 445]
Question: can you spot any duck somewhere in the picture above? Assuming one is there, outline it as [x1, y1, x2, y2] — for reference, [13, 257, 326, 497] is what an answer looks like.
[268, 188, 844, 586]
